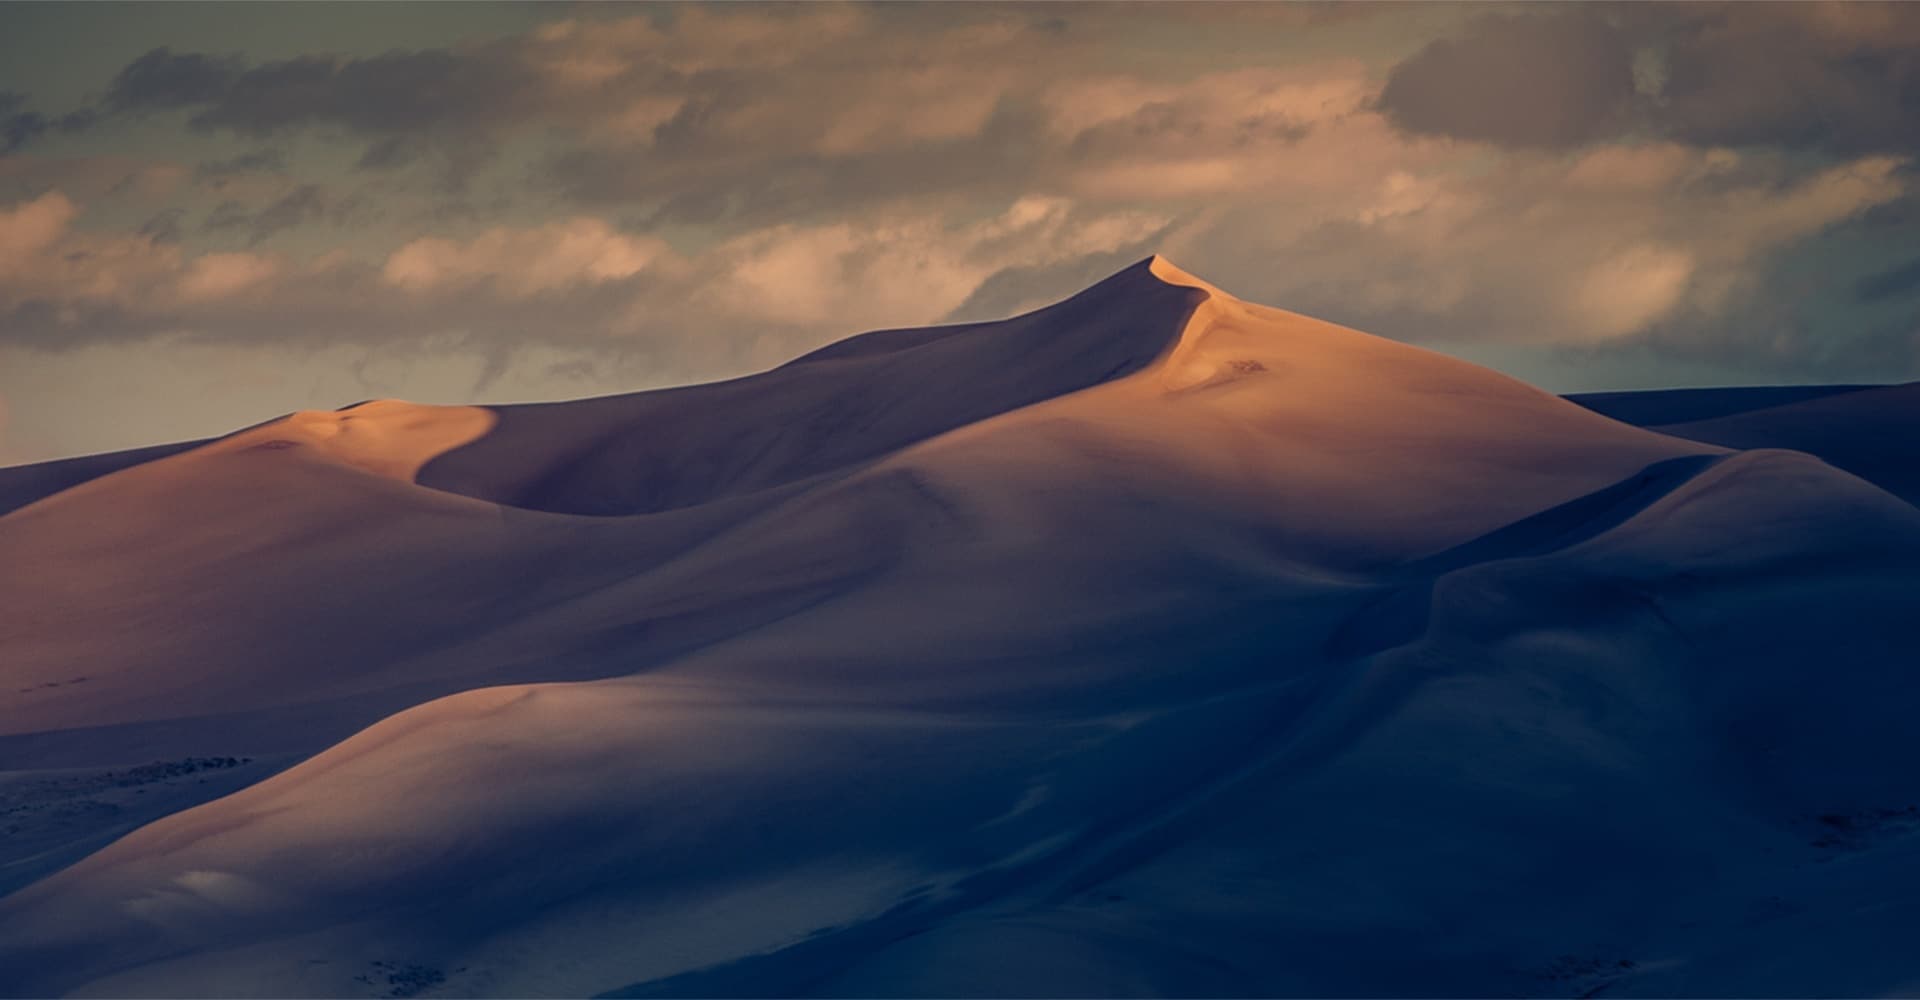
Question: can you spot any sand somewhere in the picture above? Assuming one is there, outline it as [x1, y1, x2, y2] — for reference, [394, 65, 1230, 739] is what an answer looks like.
[2, 257, 1917, 997]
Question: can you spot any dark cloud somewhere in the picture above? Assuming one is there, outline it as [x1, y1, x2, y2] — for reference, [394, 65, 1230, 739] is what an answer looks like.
[202, 200, 249, 233]
[352, 133, 498, 195]
[97, 43, 531, 194]
[98, 43, 528, 193]
[1, 116, 43, 154]
[73, 7, 1073, 214]
[105, 48, 244, 112]
[0, 92, 96, 154]
[354, 136, 417, 171]
[190, 48, 535, 137]
[1649, 4, 1920, 157]
[138, 209, 185, 245]
[195, 148, 286, 182]
[202, 184, 358, 244]
[1377, 12, 1638, 149]
[558, 98, 1052, 230]
[250, 185, 345, 242]
[1379, 4, 1920, 158]
[5, 1, 1914, 396]
[1, 92, 46, 153]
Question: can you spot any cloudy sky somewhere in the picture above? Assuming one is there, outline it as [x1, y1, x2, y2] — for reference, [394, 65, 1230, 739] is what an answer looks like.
[2, 1, 1917, 461]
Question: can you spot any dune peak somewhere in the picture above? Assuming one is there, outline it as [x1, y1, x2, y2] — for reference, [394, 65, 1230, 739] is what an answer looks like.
[223, 399, 497, 481]
[1144, 254, 1233, 301]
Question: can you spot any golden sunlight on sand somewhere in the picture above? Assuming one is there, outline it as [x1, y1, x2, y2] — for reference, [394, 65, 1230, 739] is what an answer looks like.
[218, 400, 498, 481]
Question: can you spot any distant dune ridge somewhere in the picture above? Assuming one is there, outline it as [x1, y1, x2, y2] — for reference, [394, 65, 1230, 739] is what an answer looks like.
[2, 257, 1919, 997]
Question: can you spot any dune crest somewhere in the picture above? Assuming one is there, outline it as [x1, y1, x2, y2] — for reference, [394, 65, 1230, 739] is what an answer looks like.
[218, 400, 498, 481]
[2, 258, 1919, 998]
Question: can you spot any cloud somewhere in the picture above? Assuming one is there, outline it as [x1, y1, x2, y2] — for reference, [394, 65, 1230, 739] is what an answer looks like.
[1377, 12, 1638, 149]
[382, 217, 668, 299]
[7, 2, 1918, 393]
[0, 153, 191, 204]
[1, 92, 47, 154]
[202, 183, 357, 245]
[944, 241, 1168, 324]
[544, 358, 600, 381]
[139, 209, 186, 245]
[0, 190, 79, 264]
[0, 183, 1180, 395]
[105, 48, 245, 112]
[97, 43, 533, 192]
[1573, 244, 1697, 339]
[0, 191, 328, 343]
[73, 7, 1157, 216]
[1646, 3, 1920, 157]
[194, 148, 286, 183]
[1377, 4, 1920, 158]
[87, 8, 905, 159]
[0, 92, 97, 154]
[177, 252, 280, 302]
[1156, 148, 1909, 361]
[689, 196, 1172, 338]
[528, 8, 1077, 222]
[104, 45, 531, 137]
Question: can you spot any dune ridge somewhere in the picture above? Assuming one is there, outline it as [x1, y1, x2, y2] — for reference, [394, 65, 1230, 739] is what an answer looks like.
[2, 258, 1919, 997]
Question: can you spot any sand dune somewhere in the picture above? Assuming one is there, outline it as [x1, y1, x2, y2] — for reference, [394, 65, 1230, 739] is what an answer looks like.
[0, 258, 1700, 748]
[1581, 382, 1920, 505]
[1569, 384, 1877, 426]
[2, 258, 1918, 997]
[0, 262, 1200, 755]
[415, 260, 1206, 515]
[0, 400, 488, 517]
[0, 440, 206, 518]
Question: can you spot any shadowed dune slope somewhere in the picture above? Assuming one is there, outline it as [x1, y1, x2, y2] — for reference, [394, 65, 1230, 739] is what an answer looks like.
[1571, 382, 1920, 504]
[0, 256, 1706, 752]
[1651, 384, 1920, 504]
[5, 446, 1917, 998]
[0, 261, 1200, 519]
[4, 258, 1919, 997]
[1569, 384, 1877, 426]
[415, 260, 1207, 515]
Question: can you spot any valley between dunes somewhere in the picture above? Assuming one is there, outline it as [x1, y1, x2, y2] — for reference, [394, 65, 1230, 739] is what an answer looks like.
[3, 257, 1919, 998]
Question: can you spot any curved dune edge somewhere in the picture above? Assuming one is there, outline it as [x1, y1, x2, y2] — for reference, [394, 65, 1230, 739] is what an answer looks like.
[208, 400, 499, 482]
[8, 446, 1920, 999]
[3, 258, 1920, 998]
[411, 256, 1207, 517]
[0, 401, 498, 520]
[0, 254, 1725, 743]
[2, 255, 1910, 521]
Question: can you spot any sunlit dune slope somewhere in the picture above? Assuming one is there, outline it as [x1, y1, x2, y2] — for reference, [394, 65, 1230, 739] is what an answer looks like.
[418, 259, 1208, 515]
[0, 263, 1194, 753]
[3, 258, 1919, 998]
[0, 398, 492, 517]
[0, 257, 1705, 748]
[7, 444, 1919, 998]
[0, 440, 204, 518]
